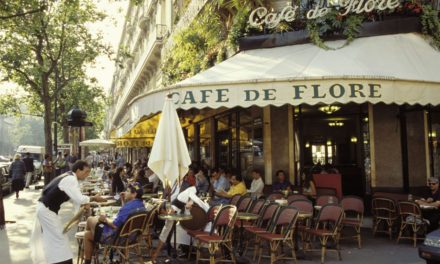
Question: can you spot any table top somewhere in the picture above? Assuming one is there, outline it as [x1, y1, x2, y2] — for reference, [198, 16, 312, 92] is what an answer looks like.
[420, 204, 438, 209]
[237, 212, 259, 220]
[314, 205, 322, 210]
[159, 213, 193, 221]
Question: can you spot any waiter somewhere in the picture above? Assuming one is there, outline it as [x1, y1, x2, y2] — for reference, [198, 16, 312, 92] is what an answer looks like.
[31, 160, 105, 264]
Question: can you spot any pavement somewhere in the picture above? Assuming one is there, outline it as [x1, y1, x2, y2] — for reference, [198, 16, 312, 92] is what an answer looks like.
[0, 183, 427, 264]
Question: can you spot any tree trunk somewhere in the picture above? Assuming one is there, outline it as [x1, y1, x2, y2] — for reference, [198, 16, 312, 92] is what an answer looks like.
[42, 88, 53, 159]
[62, 118, 69, 143]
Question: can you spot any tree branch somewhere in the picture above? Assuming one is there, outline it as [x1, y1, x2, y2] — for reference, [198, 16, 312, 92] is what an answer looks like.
[0, 7, 43, 20]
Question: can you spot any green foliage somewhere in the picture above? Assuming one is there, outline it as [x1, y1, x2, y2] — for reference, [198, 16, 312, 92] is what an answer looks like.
[0, 0, 108, 154]
[421, 5, 440, 50]
[306, 10, 364, 50]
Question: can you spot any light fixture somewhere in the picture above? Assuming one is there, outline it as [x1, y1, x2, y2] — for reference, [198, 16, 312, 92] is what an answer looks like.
[305, 142, 310, 148]
[429, 131, 437, 138]
[351, 136, 358, 143]
[363, 117, 369, 122]
[326, 140, 332, 146]
[328, 121, 344, 127]
[363, 140, 369, 145]
[319, 105, 341, 114]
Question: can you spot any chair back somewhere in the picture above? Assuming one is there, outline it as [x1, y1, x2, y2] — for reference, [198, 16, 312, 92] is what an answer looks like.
[270, 206, 299, 237]
[238, 196, 253, 212]
[398, 201, 422, 220]
[230, 194, 242, 206]
[256, 202, 279, 229]
[341, 196, 364, 214]
[289, 199, 313, 214]
[143, 205, 159, 234]
[267, 193, 283, 201]
[250, 199, 266, 214]
[113, 211, 148, 246]
[316, 195, 339, 206]
[315, 204, 344, 234]
[316, 187, 337, 196]
[287, 194, 308, 203]
[210, 205, 238, 239]
[372, 197, 397, 219]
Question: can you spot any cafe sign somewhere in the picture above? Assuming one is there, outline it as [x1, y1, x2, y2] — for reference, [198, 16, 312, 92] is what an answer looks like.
[249, 0, 400, 29]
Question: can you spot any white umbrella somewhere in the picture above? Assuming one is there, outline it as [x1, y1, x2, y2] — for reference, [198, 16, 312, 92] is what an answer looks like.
[148, 97, 191, 188]
[79, 139, 116, 148]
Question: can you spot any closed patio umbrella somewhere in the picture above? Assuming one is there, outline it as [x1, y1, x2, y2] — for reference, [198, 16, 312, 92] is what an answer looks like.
[148, 96, 191, 188]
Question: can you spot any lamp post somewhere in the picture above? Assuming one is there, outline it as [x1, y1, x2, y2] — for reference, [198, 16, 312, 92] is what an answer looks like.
[67, 106, 92, 159]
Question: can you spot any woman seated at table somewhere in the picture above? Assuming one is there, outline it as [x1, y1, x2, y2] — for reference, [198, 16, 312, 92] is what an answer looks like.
[272, 169, 292, 192]
[82, 182, 146, 264]
[301, 172, 317, 197]
[416, 177, 440, 232]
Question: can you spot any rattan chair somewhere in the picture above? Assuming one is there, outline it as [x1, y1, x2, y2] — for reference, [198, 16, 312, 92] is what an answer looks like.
[372, 197, 398, 239]
[340, 196, 364, 248]
[397, 201, 427, 247]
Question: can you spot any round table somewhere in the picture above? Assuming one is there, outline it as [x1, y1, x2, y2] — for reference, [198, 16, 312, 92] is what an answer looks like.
[237, 212, 259, 256]
[159, 213, 193, 258]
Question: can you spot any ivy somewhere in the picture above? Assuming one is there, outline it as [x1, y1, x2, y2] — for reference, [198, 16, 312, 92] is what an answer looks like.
[306, 10, 364, 50]
[421, 4, 440, 50]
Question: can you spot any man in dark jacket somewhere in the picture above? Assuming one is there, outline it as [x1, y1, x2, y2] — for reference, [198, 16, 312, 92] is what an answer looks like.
[23, 152, 35, 189]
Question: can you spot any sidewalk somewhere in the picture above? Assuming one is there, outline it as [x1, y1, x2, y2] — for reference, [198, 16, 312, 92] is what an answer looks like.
[0, 185, 427, 264]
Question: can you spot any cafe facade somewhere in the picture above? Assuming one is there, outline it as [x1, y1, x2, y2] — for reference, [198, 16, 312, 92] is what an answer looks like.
[107, 0, 440, 198]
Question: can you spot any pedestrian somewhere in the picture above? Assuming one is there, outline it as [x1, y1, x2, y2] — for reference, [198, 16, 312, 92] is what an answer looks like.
[30, 160, 106, 264]
[54, 152, 64, 176]
[23, 152, 35, 189]
[42, 154, 53, 186]
[9, 154, 26, 198]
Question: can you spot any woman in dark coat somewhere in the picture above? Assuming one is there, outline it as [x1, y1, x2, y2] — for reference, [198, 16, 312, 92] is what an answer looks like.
[9, 154, 26, 198]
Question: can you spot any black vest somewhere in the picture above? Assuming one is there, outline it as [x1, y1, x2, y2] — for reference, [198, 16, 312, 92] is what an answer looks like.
[38, 173, 72, 214]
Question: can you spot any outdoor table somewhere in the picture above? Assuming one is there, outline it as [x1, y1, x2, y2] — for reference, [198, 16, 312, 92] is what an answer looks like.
[159, 213, 193, 258]
[142, 193, 158, 200]
[236, 212, 259, 256]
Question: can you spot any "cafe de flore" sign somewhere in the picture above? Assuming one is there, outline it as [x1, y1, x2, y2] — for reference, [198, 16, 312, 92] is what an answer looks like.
[249, 0, 400, 29]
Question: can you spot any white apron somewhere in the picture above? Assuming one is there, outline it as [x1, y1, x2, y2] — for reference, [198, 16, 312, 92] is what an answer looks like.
[30, 202, 72, 263]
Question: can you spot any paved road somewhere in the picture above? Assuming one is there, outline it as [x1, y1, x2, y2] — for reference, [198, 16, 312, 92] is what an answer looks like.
[0, 183, 427, 264]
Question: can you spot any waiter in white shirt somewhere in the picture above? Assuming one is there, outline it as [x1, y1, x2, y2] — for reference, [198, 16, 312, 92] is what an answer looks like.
[248, 168, 265, 199]
[31, 160, 106, 264]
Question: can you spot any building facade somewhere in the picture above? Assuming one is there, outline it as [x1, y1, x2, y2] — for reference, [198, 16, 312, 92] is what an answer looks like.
[107, 0, 440, 198]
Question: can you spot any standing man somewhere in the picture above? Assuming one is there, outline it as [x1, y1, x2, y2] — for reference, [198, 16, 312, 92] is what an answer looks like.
[31, 160, 106, 264]
[23, 152, 35, 189]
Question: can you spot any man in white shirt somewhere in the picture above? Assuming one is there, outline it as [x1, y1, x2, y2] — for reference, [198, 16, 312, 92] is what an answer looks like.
[31, 160, 106, 264]
[248, 168, 265, 199]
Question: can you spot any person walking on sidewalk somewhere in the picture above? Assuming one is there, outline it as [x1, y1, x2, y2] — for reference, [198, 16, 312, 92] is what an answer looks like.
[9, 154, 26, 199]
[23, 152, 35, 189]
[42, 154, 53, 185]
[30, 160, 106, 264]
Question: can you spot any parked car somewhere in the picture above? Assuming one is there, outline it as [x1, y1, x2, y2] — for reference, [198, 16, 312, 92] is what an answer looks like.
[0, 164, 12, 194]
[419, 229, 440, 264]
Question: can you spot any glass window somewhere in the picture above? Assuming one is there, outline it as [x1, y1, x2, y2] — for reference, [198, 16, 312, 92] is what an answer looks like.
[199, 120, 212, 167]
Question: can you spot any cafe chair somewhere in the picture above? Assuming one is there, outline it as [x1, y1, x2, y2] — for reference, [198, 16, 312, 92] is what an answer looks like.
[397, 201, 428, 247]
[267, 193, 283, 201]
[287, 194, 308, 204]
[340, 196, 364, 248]
[256, 206, 299, 264]
[304, 204, 344, 264]
[237, 196, 253, 212]
[244, 202, 280, 260]
[371, 197, 398, 239]
[194, 205, 238, 264]
[100, 211, 149, 263]
[187, 205, 222, 260]
[230, 194, 242, 206]
[289, 199, 314, 242]
[316, 187, 337, 197]
[141, 205, 160, 257]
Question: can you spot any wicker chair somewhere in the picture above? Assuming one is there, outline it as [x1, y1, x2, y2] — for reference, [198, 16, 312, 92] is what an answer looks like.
[372, 197, 398, 239]
[340, 196, 364, 248]
[397, 201, 427, 247]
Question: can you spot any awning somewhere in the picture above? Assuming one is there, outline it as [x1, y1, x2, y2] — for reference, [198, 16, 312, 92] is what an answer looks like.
[111, 115, 160, 148]
[116, 33, 440, 135]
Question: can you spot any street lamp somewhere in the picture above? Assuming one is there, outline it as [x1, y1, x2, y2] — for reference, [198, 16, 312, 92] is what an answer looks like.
[67, 106, 92, 159]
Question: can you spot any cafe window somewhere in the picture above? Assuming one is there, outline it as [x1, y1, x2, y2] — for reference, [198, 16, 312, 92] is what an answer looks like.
[199, 120, 212, 167]
[185, 124, 195, 160]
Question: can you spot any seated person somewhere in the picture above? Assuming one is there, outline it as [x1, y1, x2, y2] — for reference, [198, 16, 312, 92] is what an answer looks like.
[195, 167, 210, 194]
[416, 177, 440, 232]
[272, 169, 292, 192]
[209, 167, 230, 203]
[82, 182, 146, 264]
[301, 172, 316, 197]
[248, 169, 264, 199]
[215, 173, 247, 203]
